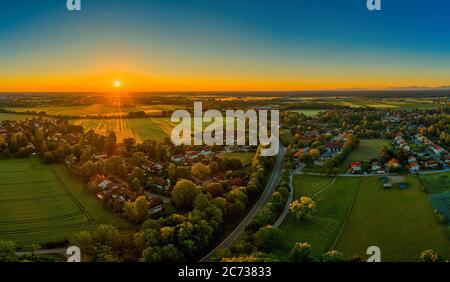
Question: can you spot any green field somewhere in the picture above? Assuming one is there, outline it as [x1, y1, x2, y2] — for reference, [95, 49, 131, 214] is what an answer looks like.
[4, 104, 178, 117]
[335, 177, 450, 261]
[334, 98, 443, 110]
[73, 117, 174, 143]
[0, 158, 125, 246]
[0, 113, 36, 121]
[339, 139, 389, 172]
[271, 176, 360, 259]
[288, 109, 326, 117]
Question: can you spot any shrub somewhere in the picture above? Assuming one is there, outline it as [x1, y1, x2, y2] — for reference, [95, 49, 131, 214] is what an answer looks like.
[420, 249, 443, 262]
[320, 250, 345, 262]
[290, 197, 316, 223]
[289, 242, 312, 262]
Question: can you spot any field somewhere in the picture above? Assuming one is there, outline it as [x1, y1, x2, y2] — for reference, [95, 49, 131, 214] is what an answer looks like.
[333, 98, 443, 110]
[271, 176, 360, 259]
[0, 158, 125, 246]
[73, 117, 174, 143]
[0, 113, 36, 121]
[339, 139, 389, 172]
[4, 104, 178, 117]
[288, 109, 327, 117]
[334, 177, 450, 261]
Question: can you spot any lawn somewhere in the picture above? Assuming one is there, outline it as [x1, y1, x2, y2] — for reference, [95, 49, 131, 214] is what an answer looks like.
[271, 176, 360, 260]
[0, 113, 36, 121]
[339, 139, 389, 172]
[0, 158, 126, 246]
[334, 177, 450, 261]
[292, 175, 335, 198]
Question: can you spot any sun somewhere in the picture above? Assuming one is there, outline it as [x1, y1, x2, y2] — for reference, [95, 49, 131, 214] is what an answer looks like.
[113, 80, 122, 88]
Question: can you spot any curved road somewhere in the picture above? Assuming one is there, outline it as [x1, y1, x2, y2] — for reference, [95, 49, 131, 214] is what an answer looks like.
[200, 145, 285, 262]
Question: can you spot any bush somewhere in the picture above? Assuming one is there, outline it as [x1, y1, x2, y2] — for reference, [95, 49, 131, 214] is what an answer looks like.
[289, 242, 312, 262]
[320, 250, 345, 262]
[420, 249, 443, 262]
[289, 197, 316, 223]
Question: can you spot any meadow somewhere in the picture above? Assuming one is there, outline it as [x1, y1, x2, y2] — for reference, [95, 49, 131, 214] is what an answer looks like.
[339, 139, 389, 172]
[0, 113, 36, 121]
[334, 177, 450, 261]
[0, 158, 125, 246]
[333, 98, 442, 110]
[271, 176, 360, 260]
[288, 109, 326, 117]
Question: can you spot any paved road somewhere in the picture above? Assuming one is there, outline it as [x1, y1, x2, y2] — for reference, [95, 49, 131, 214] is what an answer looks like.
[199, 145, 285, 262]
[15, 248, 67, 257]
[273, 165, 302, 228]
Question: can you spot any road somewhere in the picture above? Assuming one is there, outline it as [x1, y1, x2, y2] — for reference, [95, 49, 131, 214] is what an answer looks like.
[199, 145, 285, 262]
[273, 165, 302, 228]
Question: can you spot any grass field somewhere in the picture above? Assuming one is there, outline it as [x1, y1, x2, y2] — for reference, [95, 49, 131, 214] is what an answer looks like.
[334, 177, 450, 261]
[271, 176, 360, 260]
[73, 117, 174, 143]
[339, 139, 389, 172]
[288, 109, 327, 117]
[0, 158, 125, 246]
[4, 104, 178, 117]
[0, 113, 36, 121]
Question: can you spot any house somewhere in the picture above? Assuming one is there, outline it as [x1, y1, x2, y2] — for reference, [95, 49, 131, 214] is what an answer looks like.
[293, 147, 311, 159]
[431, 145, 445, 155]
[371, 161, 381, 172]
[349, 161, 362, 174]
[148, 197, 164, 215]
[425, 160, 439, 169]
[150, 177, 169, 191]
[408, 156, 417, 163]
[326, 141, 342, 153]
[408, 162, 420, 173]
[171, 154, 185, 163]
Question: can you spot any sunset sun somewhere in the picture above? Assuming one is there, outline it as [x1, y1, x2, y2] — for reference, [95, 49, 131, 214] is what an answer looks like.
[113, 80, 122, 88]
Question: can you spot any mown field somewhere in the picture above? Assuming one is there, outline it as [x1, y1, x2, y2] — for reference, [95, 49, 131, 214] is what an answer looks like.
[4, 104, 178, 117]
[334, 177, 450, 261]
[339, 139, 389, 172]
[0, 158, 125, 246]
[333, 98, 443, 110]
[73, 117, 174, 143]
[0, 113, 36, 121]
[271, 176, 360, 260]
[288, 109, 326, 117]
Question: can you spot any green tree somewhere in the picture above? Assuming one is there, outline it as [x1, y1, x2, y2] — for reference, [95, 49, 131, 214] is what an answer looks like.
[123, 196, 150, 224]
[289, 242, 312, 262]
[172, 179, 200, 210]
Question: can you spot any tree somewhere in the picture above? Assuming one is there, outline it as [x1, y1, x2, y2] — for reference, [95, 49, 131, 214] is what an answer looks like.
[205, 182, 224, 198]
[420, 249, 443, 262]
[171, 179, 200, 210]
[289, 242, 311, 262]
[123, 138, 136, 153]
[123, 196, 150, 224]
[43, 151, 54, 164]
[309, 148, 320, 159]
[320, 250, 345, 262]
[191, 163, 211, 180]
[105, 131, 117, 155]
[289, 197, 316, 222]
[103, 156, 127, 178]
[253, 225, 280, 252]
[0, 240, 17, 262]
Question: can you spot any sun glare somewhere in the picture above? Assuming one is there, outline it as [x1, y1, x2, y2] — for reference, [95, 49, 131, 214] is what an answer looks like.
[113, 80, 122, 88]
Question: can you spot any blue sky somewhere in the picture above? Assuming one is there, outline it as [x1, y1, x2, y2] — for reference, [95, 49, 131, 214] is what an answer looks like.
[1, 0, 450, 91]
